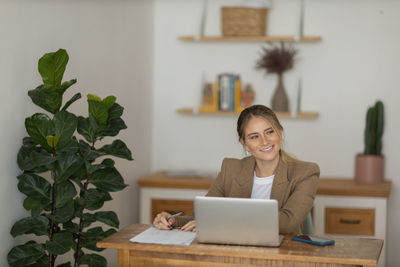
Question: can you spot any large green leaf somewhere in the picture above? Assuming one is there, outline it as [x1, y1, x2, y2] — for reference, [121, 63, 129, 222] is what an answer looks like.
[82, 211, 119, 228]
[98, 139, 133, 160]
[38, 49, 68, 88]
[81, 227, 116, 252]
[45, 232, 73, 255]
[77, 116, 96, 143]
[84, 161, 105, 175]
[87, 94, 102, 102]
[11, 216, 49, 237]
[53, 110, 77, 149]
[101, 158, 115, 168]
[79, 189, 112, 211]
[57, 137, 79, 154]
[22, 136, 36, 147]
[90, 168, 127, 192]
[82, 213, 96, 228]
[102, 96, 116, 109]
[98, 117, 127, 137]
[87, 95, 116, 126]
[58, 79, 77, 94]
[28, 86, 54, 114]
[63, 221, 79, 234]
[17, 145, 55, 172]
[79, 253, 106, 267]
[23, 197, 48, 216]
[55, 181, 77, 208]
[28, 81, 75, 114]
[62, 92, 81, 111]
[108, 103, 124, 120]
[53, 200, 75, 223]
[88, 100, 109, 126]
[94, 211, 119, 228]
[83, 158, 116, 176]
[17, 173, 51, 206]
[55, 152, 83, 182]
[29, 255, 48, 267]
[79, 140, 105, 161]
[46, 134, 61, 148]
[7, 242, 45, 267]
[69, 166, 87, 184]
[25, 113, 55, 151]
[43, 90, 64, 114]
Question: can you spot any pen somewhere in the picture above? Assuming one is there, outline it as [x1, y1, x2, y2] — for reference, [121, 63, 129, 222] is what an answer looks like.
[167, 211, 183, 220]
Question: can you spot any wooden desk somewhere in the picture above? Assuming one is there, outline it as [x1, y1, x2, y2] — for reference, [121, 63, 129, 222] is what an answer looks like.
[97, 224, 383, 267]
[138, 173, 391, 267]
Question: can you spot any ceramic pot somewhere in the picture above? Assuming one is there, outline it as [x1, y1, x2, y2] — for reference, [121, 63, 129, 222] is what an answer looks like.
[355, 154, 384, 183]
[272, 74, 289, 112]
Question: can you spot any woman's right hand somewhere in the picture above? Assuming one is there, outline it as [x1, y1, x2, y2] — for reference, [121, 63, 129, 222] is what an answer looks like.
[153, 211, 175, 230]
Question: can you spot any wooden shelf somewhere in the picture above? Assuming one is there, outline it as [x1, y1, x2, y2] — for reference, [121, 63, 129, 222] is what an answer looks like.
[177, 108, 319, 119]
[178, 35, 322, 42]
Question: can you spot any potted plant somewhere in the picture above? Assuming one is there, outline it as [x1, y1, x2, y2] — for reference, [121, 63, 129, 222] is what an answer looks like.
[8, 49, 133, 266]
[255, 42, 297, 112]
[355, 100, 384, 183]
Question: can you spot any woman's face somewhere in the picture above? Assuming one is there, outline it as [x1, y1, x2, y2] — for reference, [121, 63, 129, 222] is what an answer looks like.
[241, 116, 281, 164]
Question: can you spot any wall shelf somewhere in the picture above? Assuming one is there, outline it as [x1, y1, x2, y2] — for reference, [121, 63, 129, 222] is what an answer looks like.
[177, 108, 319, 119]
[178, 35, 322, 42]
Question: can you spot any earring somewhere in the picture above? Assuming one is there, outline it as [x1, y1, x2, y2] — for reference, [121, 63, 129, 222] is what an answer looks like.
[245, 150, 251, 157]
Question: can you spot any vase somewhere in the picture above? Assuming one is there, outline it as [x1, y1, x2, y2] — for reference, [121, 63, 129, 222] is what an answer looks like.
[271, 74, 289, 112]
[354, 154, 384, 184]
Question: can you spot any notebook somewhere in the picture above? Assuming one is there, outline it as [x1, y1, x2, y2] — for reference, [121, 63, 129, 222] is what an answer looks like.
[194, 196, 284, 247]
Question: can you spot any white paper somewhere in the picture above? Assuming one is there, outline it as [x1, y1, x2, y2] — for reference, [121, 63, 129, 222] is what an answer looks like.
[129, 227, 196, 246]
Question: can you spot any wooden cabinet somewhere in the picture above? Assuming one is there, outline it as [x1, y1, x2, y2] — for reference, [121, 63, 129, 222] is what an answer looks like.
[137, 172, 212, 223]
[314, 179, 391, 267]
[138, 173, 391, 267]
[151, 199, 194, 222]
[325, 207, 375, 236]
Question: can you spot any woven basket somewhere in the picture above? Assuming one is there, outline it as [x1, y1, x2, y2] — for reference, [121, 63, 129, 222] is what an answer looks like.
[221, 7, 268, 37]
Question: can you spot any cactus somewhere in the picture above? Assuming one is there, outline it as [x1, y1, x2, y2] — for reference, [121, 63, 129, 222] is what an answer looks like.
[364, 100, 384, 155]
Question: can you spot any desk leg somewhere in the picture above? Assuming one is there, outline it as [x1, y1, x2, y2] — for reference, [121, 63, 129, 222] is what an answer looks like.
[118, 249, 130, 267]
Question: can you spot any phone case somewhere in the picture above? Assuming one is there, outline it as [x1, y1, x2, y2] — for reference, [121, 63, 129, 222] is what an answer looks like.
[292, 236, 335, 246]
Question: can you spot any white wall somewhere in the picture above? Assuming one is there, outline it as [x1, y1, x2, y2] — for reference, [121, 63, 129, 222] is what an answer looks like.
[0, 0, 153, 265]
[152, 0, 400, 265]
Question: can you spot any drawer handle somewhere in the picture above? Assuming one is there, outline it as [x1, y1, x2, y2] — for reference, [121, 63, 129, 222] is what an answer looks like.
[339, 219, 361, 224]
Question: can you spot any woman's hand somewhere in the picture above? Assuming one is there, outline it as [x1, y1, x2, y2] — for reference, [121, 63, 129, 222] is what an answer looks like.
[180, 220, 196, 232]
[153, 211, 175, 230]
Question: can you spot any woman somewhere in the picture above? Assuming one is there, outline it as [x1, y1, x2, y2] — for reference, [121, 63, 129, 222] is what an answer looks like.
[153, 105, 319, 234]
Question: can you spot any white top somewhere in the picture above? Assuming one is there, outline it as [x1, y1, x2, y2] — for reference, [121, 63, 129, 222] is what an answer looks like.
[251, 172, 275, 199]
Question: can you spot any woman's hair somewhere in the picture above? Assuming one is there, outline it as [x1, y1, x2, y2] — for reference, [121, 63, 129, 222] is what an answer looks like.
[237, 104, 284, 143]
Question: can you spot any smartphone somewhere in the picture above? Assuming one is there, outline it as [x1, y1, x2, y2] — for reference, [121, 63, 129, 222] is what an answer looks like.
[292, 235, 335, 246]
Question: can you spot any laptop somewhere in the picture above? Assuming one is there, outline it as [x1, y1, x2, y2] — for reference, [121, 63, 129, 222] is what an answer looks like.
[194, 196, 284, 247]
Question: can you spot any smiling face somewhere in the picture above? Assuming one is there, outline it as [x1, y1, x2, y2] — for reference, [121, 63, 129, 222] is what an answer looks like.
[241, 116, 282, 166]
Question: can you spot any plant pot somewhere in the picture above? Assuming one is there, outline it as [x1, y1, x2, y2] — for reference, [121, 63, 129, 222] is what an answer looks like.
[354, 154, 384, 184]
[271, 74, 289, 112]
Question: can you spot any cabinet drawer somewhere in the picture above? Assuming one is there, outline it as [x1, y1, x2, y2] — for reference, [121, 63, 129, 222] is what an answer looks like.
[151, 199, 194, 222]
[325, 207, 375, 236]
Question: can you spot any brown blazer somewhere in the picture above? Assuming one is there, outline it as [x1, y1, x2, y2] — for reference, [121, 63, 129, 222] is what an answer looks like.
[175, 152, 320, 234]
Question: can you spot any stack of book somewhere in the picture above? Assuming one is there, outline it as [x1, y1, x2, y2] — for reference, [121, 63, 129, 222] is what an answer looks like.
[200, 73, 251, 113]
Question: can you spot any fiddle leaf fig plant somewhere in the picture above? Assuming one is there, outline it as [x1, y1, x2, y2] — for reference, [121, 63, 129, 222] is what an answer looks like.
[9, 49, 133, 267]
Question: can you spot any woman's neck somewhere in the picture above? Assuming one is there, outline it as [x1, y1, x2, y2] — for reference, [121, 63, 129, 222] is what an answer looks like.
[254, 155, 280, 177]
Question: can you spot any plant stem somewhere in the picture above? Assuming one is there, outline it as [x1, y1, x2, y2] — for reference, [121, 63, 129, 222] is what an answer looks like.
[49, 166, 57, 267]
[74, 143, 95, 266]
[74, 179, 90, 267]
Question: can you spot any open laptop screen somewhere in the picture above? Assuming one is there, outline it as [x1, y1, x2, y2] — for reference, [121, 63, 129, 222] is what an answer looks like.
[194, 196, 283, 247]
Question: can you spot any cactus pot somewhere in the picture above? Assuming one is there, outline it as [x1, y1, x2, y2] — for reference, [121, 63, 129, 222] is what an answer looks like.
[355, 154, 384, 183]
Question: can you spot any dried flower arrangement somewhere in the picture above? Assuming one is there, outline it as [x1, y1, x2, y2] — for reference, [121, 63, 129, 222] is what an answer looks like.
[255, 42, 297, 112]
[256, 42, 297, 75]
